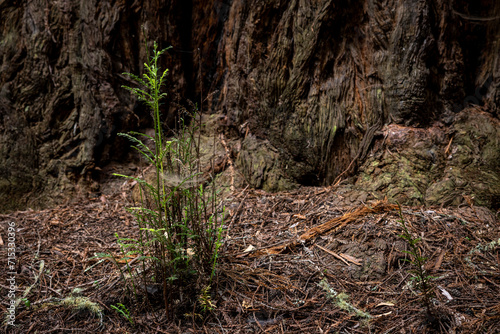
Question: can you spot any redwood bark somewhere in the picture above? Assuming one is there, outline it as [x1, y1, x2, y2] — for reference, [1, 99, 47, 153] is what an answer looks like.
[0, 0, 498, 211]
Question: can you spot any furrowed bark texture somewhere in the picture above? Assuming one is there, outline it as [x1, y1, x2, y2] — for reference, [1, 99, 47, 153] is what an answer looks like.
[0, 0, 498, 211]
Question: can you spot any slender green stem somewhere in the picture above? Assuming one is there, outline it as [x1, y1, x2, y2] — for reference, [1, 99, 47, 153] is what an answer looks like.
[105, 36, 225, 319]
[397, 204, 434, 318]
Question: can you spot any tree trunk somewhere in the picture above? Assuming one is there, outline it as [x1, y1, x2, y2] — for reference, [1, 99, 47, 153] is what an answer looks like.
[0, 0, 498, 211]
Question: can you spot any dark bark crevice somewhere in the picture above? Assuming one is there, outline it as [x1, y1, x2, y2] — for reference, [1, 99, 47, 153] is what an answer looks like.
[0, 0, 498, 211]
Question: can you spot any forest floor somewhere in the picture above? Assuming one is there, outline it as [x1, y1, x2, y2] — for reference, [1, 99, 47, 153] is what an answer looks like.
[1, 184, 499, 333]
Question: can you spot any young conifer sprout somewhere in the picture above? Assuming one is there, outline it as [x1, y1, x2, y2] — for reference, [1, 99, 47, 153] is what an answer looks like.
[97, 38, 225, 320]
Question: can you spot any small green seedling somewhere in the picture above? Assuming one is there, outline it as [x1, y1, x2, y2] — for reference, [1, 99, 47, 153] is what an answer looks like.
[22, 298, 30, 308]
[111, 303, 134, 326]
[97, 35, 225, 319]
[397, 204, 435, 319]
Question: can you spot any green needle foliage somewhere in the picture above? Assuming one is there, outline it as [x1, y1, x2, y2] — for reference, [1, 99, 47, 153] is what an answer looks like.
[111, 303, 134, 326]
[103, 40, 224, 319]
[397, 204, 435, 319]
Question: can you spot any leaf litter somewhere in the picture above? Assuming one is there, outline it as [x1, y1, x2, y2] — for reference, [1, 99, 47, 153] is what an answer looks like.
[0, 185, 499, 333]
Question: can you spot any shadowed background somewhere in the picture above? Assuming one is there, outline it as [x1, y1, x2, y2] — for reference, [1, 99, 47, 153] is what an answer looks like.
[0, 0, 498, 211]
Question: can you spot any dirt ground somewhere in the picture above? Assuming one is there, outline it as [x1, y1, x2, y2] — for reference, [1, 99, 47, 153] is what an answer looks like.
[1, 183, 499, 333]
